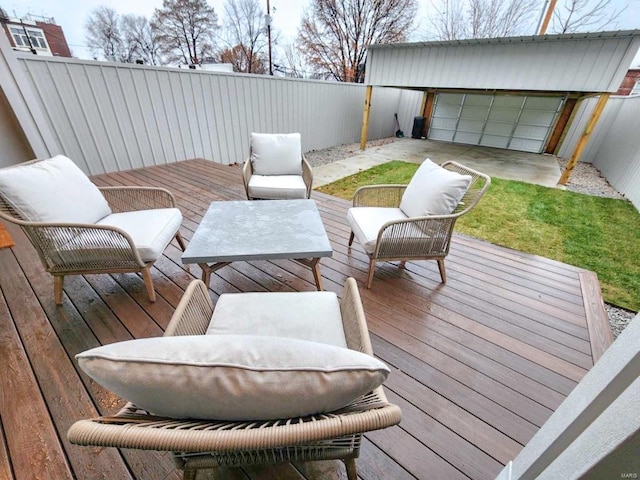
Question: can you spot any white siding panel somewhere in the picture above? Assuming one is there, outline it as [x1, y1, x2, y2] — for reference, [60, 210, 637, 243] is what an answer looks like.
[396, 89, 423, 134]
[589, 97, 640, 209]
[365, 33, 640, 93]
[17, 56, 411, 174]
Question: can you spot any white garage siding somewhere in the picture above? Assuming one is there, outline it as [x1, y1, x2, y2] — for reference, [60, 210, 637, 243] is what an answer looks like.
[428, 93, 564, 153]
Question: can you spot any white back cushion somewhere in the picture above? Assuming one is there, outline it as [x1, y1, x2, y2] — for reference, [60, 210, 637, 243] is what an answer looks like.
[399, 159, 472, 217]
[207, 290, 347, 348]
[0, 155, 111, 224]
[250, 133, 302, 176]
[77, 335, 390, 421]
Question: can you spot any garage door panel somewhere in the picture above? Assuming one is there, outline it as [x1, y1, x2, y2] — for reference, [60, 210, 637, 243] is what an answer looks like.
[457, 119, 485, 133]
[437, 93, 464, 105]
[513, 124, 550, 140]
[480, 135, 510, 148]
[464, 94, 493, 107]
[484, 122, 513, 136]
[454, 132, 482, 144]
[428, 93, 563, 154]
[430, 117, 458, 130]
[460, 105, 489, 120]
[429, 129, 455, 141]
[433, 103, 461, 119]
[518, 110, 557, 126]
[491, 96, 526, 108]
[488, 107, 521, 123]
[523, 96, 563, 110]
[510, 138, 545, 153]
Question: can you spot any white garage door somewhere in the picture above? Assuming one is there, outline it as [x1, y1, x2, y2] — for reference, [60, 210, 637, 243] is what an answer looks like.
[428, 93, 565, 153]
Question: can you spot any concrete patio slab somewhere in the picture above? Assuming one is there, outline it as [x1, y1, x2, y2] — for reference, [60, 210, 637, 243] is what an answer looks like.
[312, 138, 562, 188]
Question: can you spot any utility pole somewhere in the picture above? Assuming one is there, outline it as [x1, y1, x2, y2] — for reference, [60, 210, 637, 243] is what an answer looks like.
[538, 0, 558, 35]
[266, 0, 273, 75]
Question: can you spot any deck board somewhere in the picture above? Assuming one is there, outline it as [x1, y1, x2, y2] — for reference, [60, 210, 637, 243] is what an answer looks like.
[0, 159, 614, 479]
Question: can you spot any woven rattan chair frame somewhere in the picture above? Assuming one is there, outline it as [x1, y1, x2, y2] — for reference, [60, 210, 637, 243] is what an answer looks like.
[348, 161, 491, 288]
[242, 152, 313, 199]
[0, 160, 186, 304]
[67, 278, 402, 479]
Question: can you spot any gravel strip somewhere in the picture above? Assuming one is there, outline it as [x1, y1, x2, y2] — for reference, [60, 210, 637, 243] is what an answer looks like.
[306, 138, 637, 336]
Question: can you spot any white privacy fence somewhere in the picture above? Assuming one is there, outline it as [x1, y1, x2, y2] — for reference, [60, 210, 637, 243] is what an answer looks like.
[560, 95, 640, 210]
[16, 54, 423, 176]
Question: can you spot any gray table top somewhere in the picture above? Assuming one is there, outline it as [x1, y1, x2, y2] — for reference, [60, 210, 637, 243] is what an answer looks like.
[182, 199, 333, 264]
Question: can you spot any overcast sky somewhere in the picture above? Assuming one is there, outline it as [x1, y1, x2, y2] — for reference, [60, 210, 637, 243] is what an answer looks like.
[4, 0, 640, 66]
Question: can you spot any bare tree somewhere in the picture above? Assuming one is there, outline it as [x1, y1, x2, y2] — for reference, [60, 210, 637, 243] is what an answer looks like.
[278, 40, 316, 78]
[550, 0, 623, 33]
[121, 14, 162, 65]
[151, 0, 220, 65]
[85, 6, 127, 61]
[220, 0, 267, 73]
[429, 0, 538, 40]
[298, 0, 418, 83]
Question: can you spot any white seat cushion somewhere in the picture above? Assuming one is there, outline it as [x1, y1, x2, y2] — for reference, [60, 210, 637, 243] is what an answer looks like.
[247, 174, 307, 199]
[207, 291, 347, 348]
[250, 133, 302, 176]
[0, 155, 111, 223]
[96, 208, 182, 262]
[76, 334, 390, 420]
[347, 207, 407, 253]
[399, 159, 472, 217]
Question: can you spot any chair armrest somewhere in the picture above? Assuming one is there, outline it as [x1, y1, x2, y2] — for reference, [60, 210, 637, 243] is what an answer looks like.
[164, 280, 213, 337]
[302, 155, 313, 198]
[339, 277, 374, 356]
[14, 221, 145, 269]
[99, 186, 177, 212]
[352, 185, 407, 208]
[373, 215, 458, 259]
[242, 158, 253, 199]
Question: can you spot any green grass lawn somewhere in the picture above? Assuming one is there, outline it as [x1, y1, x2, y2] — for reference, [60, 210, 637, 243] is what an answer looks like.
[317, 160, 640, 311]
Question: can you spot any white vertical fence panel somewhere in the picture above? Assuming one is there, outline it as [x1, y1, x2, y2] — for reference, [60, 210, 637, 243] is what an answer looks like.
[396, 89, 424, 134]
[591, 97, 640, 210]
[560, 95, 640, 210]
[17, 55, 418, 175]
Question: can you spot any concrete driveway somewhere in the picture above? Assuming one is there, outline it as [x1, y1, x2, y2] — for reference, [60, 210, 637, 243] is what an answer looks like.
[313, 138, 562, 188]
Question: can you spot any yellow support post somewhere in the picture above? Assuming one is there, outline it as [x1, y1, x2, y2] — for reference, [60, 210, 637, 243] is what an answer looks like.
[360, 85, 373, 150]
[558, 93, 610, 185]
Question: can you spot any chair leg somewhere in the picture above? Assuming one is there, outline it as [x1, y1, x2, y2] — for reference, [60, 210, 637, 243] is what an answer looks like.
[348, 231, 354, 247]
[141, 266, 157, 302]
[366, 259, 376, 289]
[344, 458, 357, 480]
[175, 231, 186, 251]
[54, 276, 64, 305]
[437, 259, 447, 283]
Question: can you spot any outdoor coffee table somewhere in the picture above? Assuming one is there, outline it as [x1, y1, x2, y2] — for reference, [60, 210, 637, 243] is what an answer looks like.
[182, 199, 333, 290]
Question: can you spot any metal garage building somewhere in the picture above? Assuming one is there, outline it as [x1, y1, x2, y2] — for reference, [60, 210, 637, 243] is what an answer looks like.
[360, 31, 640, 181]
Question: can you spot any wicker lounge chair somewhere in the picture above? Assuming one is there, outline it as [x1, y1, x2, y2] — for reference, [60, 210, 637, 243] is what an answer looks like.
[68, 278, 402, 479]
[347, 160, 491, 288]
[242, 132, 313, 199]
[0, 156, 185, 304]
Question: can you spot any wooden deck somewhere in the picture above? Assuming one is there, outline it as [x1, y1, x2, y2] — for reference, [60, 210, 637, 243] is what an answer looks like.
[0, 159, 612, 480]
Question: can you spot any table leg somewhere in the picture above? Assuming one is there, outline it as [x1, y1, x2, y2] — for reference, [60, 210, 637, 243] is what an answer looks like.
[295, 258, 324, 291]
[198, 262, 231, 286]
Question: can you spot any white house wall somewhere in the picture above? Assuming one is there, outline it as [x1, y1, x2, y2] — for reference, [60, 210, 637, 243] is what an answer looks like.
[365, 32, 640, 93]
[15, 55, 422, 176]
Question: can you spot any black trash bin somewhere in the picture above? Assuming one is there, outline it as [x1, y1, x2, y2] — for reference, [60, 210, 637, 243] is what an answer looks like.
[411, 116, 426, 139]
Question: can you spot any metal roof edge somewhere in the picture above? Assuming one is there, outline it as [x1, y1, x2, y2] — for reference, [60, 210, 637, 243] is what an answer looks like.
[366, 30, 640, 50]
